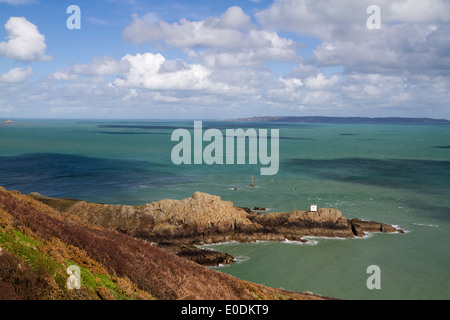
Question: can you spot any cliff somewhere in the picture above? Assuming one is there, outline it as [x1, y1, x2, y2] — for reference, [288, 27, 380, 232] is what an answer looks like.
[0, 186, 330, 300]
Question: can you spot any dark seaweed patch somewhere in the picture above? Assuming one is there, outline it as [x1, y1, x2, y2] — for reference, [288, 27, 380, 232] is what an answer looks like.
[284, 158, 450, 191]
[96, 131, 169, 135]
[0, 153, 193, 204]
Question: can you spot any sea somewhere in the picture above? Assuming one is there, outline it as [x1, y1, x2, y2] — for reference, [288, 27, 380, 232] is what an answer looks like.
[0, 119, 449, 300]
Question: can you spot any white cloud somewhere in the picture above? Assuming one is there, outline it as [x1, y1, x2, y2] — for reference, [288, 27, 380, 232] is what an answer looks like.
[0, 66, 32, 83]
[52, 56, 129, 81]
[257, 0, 450, 76]
[1, 1, 448, 120]
[49, 52, 250, 95]
[52, 72, 78, 81]
[123, 13, 245, 49]
[123, 6, 298, 67]
[304, 73, 339, 90]
[389, 0, 450, 23]
[216, 6, 252, 30]
[280, 77, 303, 89]
[72, 56, 128, 76]
[0, 17, 51, 61]
[256, 0, 450, 35]
[113, 53, 212, 90]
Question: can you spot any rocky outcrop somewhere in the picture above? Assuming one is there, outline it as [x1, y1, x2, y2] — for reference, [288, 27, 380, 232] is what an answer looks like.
[34, 192, 404, 266]
[2, 186, 331, 300]
[348, 218, 399, 235]
[157, 242, 235, 266]
[64, 192, 257, 244]
[247, 209, 402, 240]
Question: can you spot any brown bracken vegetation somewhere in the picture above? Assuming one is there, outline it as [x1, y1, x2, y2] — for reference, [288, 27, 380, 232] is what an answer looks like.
[0, 186, 328, 300]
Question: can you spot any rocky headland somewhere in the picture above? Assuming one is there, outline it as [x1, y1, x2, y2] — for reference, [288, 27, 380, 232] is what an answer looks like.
[1, 186, 334, 300]
[31, 191, 404, 267]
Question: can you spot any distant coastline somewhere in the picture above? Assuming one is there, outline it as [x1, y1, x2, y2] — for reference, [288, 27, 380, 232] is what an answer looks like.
[225, 116, 450, 125]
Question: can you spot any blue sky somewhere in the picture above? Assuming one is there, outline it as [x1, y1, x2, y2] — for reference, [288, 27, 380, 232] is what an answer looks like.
[0, 0, 449, 119]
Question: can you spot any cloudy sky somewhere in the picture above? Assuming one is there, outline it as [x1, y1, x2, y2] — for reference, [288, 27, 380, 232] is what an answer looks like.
[0, 0, 449, 119]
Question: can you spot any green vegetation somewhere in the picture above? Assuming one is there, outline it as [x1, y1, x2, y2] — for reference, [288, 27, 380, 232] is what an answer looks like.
[0, 228, 64, 281]
[0, 224, 154, 300]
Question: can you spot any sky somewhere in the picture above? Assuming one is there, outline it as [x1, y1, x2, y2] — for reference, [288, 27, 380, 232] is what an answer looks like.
[0, 0, 449, 120]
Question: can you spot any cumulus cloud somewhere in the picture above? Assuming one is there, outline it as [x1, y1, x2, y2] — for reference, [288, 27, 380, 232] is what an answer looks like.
[0, 17, 51, 61]
[123, 6, 253, 47]
[113, 53, 212, 90]
[0, 66, 32, 83]
[52, 72, 78, 81]
[50, 52, 247, 94]
[257, 0, 450, 35]
[123, 6, 298, 67]
[256, 0, 450, 76]
[388, 0, 450, 23]
[72, 56, 129, 76]
[51, 56, 129, 82]
[216, 6, 252, 30]
[2, 1, 448, 119]
[304, 73, 339, 90]
[123, 13, 245, 48]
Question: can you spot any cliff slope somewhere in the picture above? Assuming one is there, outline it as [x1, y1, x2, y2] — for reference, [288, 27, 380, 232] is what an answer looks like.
[0, 186, 328, 300]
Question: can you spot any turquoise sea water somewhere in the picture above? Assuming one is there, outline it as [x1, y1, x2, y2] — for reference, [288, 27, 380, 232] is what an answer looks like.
[0, 119, 449, 300]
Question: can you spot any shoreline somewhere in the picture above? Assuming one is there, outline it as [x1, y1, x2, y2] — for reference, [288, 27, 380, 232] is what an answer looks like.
[28, 190, 404, 267]
[1, 186, 335, 300]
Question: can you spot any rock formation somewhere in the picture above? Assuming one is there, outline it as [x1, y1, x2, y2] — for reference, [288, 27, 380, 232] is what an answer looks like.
[29, 192, 405, 266]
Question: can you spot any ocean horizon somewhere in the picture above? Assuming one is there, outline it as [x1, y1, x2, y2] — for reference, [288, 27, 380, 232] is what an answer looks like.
[0, 119, 449, 300]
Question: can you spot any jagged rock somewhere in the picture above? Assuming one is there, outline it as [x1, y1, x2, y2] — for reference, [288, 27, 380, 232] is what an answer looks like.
[239, 207, 254, 214]
[348, 219, 403, 234]
[350, 223, 365, 237]
[56, 192, 404, 266]
[158, 243, 234, 266]
[253, 207, 266, 211]
[66, 192, 254, 243]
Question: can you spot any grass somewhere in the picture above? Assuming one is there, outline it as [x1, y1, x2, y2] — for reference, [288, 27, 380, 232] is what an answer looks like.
[0, 226, 68, 299]
[0, 224, 154, 300]
[0, 228, 64, 281]
[66, 260, 122, 300]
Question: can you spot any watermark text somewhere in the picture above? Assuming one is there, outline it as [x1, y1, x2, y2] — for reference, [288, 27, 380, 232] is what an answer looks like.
[171, 121, 279, 176]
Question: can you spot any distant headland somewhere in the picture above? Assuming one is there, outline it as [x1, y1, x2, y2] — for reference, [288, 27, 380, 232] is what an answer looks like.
[225, 116, 450, 125]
